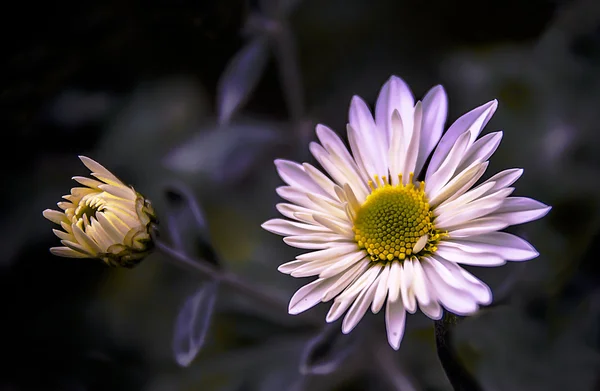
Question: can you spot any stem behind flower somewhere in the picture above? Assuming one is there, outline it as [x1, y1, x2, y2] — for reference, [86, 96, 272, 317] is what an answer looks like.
[434, 313, 483, 391]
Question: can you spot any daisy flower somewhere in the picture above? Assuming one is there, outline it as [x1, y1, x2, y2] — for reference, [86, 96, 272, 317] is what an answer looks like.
[262, 76, 550, 349]
[43, 156, 156, 268]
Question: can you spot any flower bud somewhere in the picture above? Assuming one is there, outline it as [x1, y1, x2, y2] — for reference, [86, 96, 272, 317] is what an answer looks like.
[43, 156, 157, 268]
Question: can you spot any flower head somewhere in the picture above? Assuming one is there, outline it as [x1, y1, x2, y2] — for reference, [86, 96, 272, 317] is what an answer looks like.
[262, 76, 551, 349]
[43, 156, 156, 268]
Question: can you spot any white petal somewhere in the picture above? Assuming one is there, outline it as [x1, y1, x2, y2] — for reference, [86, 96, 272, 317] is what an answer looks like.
[283, 234, 351, 249]
[97, 184, 135, 201]
[400, 261, 417, 313]
[43, 209, 69, 225]
[309, 142, 369, 201]
[375, 75, 415, 144]
[446, 216, 509, 237]
[431, 256, 492, 305]
[426, 100, 498, 178]
[275, 186, 327, 213]
[275, 159, 331, 198]
[444, 232, 539, 261]
[428, 161, 488, 208]
[436, 244, 506, 266]
[456, 131, 503, 173]
[338, 265, 382, 300]
[289, 278, 336, 315]
[416, 85, 447, 176]
[348, 96, 387, 177]
[401, 101, 422, 178]
[303, 162, 338, 199]
[319, 250, 368, 278]
[315, 125, 355, 170]
[490, 197, 551, 225]
[480, 168, 523, 193]
[79, 156, 124, 186]
[411, 260, 431, 307]
[52, 229, 72, 241]
[96, 212, 126, 241]
[347, 123, 381, 180]
[421, 259, 480, 315]
[435, 188, 512, 229]
[385, 298, 406, 350]
[71, 224, 102, 255]
[419, 295, 442, 320]
[276, 203, 319, 223]
[262, 218, 328, 236]
[322, 259, 371, 302]
[435, 181, 497, 216]
[50, 246, 89, 258]
[326, 263, 376, 323]
[426, 130, 471, 196]
[326, 298, 354, 323]
[342, 274, 379, 334]
[61, 239, 94, 256]
[371, 263, 391, 313]
[342, 183, 362, 214]
[291, 258, 341, 278]
[387, 260, 402, 302]
[312, 214, 353, 236]
[296, 244, 360, 261]
[278, 260, 308, 274]
[344, 130, 371, 188]
[294, 211, 349, 231]
[388, 109, 407, 184]
[72, 176, 102, 189]
[86, 219, 113, 252]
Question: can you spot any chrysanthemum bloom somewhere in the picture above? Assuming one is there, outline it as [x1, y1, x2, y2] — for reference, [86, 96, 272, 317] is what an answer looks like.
[43, 156, 156, 268]
[262, 76, 551, 349]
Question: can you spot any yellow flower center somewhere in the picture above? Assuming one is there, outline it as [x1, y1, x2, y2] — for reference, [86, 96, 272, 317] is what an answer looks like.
[353, 174, 444, 263]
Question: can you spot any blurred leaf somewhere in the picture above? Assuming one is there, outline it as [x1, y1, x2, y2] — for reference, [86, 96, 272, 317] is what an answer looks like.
[163, 182, 220, 265]
[163, 120, 285, 183]
[95, 77, 208, 171]
[299, 324, 357, 375]
[217, 37, 270, 125]
[173, 281, 219, 367]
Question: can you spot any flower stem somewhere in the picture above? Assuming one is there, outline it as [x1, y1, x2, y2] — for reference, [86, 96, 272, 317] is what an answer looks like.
[434, 313, 483, 391]
[154, 238, 322, 326]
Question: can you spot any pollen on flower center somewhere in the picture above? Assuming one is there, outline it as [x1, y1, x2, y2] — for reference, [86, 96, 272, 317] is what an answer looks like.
[353, 173, 443, 263]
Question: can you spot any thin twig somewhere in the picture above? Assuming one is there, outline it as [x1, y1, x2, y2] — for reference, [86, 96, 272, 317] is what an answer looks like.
[434, 313, 483, 391]
[154, 237, 322, 326]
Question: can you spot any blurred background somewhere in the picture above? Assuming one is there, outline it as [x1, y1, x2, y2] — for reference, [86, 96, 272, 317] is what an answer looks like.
[2, 0, 600, 389]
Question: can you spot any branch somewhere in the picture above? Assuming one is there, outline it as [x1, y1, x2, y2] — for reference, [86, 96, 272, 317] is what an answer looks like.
[153, 236, 322, 327]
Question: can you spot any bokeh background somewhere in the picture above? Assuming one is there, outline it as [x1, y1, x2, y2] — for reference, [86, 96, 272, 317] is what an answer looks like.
[3, 0, 600, 390]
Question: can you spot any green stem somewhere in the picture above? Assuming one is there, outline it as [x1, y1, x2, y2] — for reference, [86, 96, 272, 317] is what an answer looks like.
[434, 313, 483, 391]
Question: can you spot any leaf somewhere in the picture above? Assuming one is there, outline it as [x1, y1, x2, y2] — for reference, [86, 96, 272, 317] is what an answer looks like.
[163, 183, 220, 266]
[173, 281, 219, 367]
[299, 323, 358, 375]
[163, 120, 285, 183]
[217, 37, 270, 124]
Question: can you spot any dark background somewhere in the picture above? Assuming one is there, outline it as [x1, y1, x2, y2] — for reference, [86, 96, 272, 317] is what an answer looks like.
[2, 0, 600, 390]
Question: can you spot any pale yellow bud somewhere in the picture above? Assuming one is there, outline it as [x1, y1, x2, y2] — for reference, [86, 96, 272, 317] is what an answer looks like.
[43, 156, 156, 268]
